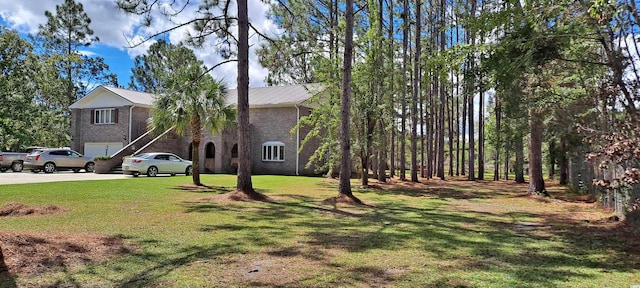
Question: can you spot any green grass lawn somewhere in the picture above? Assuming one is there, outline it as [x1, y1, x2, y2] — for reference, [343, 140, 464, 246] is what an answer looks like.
[0, 175, 638, 287]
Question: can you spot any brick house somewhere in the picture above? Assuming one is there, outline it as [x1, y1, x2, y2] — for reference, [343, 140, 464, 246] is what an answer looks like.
[69, 84, 321, 175]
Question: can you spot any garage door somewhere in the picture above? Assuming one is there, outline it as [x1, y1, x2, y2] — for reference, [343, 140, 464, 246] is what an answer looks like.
[84, 142, 124, 158]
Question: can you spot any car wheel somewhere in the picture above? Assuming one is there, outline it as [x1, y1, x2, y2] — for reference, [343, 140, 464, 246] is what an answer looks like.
[185, 166, 193, 176]
[85, 162, 95, 173]
[72, 169, 80, 173]
[11, 162, 23, 172]
[0, 168, 6, 173]
[31, 169, 40, 173]
[170, 173, 176, 176]
[147, 166, 158, 177]
[132, 172, 139, 177]
[43, 162, 56, 173]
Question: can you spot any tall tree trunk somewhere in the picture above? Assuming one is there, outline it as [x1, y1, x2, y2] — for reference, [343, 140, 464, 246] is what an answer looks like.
[559, 137, 568, 185]
[478, 89, 484, 180]
[411, 0, 421, 182]
[514, 134, 525, 183]
[448, 73, 454, 177]
[400, 0, 409, 181]
[388, 0, 395, 179]
[237, 0, 255, 194]
[528, 108, 547, 195]
[455, 15, 461, 177]
[437, 0, 446, 180]
[493, 97, 501, 181]
[338, 0, 357, 202]
[548, 138, 556, 180]
[377, 149, 386, 182]
[461, 88, 467, 176]
[467, 65, 475, 180]
[504, 149, 510, 180]
[191, 115, 202, 186]
[361, 155, 368, 186]
[466, 0, 476, 180]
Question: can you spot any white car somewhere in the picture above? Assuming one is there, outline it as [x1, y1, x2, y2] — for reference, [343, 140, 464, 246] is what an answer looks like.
[122, 152, 193, 177]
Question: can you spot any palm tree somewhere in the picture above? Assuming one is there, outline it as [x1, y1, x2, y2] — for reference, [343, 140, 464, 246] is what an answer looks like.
[151, 60, 236, 186]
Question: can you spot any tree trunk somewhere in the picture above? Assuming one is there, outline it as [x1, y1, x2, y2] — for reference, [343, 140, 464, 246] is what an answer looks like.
[478, 88, 484, 180]
[514, 134, 525, 183]
[377, 149, 386, 182]
[461, 91, 467, 176]
[548, 138, 556, 179]
[528, 108, 547, 195]
[437, 0, 446, 180]
[388, 0, 395, 179]
[504, 149, 510, 181]
[237, 0, 255, 195]
[338, 0, 357, 202]
[361, 155, 369, 186]
[559, 137, 568, 185]
[493, 98, 501, 181]
[411, 0, 421, 183]
[372, 153, 378, 180]
[191, 116, 202, 186]
[400, 0, 409, 181]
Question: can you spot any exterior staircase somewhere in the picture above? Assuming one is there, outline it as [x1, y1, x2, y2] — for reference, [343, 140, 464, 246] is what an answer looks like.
[94, 127, 174, 174]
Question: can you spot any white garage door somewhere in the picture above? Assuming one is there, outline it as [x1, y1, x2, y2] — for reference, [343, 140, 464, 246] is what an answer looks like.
[84, 142, 124, 158]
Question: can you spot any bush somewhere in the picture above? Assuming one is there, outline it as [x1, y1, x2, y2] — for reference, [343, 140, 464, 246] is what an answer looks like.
[93, 156, 111, 161]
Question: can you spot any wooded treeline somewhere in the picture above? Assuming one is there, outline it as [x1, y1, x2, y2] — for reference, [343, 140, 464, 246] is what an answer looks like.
[0, 0, 117, 151]
[258, 0, 640, 199]
[2, 0, 640, 209]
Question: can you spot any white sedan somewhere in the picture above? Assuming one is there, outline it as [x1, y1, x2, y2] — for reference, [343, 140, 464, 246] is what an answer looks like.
[122, 152, 193, 177]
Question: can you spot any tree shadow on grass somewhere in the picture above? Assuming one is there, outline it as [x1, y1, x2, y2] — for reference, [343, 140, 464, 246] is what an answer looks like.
[54, 179, 638, 287]
[208, 185, 639, 286]
[172, 184, 233, 194]
[115, 242, 242, 287]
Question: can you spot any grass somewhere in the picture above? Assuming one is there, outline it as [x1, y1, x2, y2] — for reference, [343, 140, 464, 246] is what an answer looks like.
[0, 175, 638, 287]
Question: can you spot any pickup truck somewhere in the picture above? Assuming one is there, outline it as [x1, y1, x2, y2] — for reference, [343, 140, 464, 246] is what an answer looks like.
[0, 147, 44, 172]
[0, 152, 27, 172]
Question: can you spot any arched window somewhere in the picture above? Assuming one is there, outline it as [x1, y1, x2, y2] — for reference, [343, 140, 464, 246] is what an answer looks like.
[205, 142, 215, 158]
[231, 144, 238, 158]
[262, 141, 285, 162]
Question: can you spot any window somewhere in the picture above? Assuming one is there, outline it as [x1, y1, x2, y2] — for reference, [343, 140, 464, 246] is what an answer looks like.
[262, 141, 285, 162]
[205, 143, 215, 158]
[93, 108, 117, 124]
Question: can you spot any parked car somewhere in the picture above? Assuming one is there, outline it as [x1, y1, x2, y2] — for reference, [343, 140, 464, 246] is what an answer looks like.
[122, 152, 193, 177]
[24, 148, 95, 173]
[0, 147, 44, 172]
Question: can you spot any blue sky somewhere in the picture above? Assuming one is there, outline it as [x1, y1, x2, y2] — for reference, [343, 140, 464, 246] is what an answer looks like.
[0, 0, 276, 88]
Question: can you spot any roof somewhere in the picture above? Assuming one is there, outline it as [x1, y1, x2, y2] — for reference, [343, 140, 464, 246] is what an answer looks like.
[103, 86, 155, 107]
[70, 84, 321, 109]
[226, 83, 322, 107]
[69, 86, 154, 109]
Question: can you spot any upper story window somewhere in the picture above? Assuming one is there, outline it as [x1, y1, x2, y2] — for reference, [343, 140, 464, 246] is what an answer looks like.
[262, 141, 285, 162]
[92, 108, 118, 124]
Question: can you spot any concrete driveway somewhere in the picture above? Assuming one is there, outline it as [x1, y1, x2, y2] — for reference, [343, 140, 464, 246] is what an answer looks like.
[0, 171, 129, 185]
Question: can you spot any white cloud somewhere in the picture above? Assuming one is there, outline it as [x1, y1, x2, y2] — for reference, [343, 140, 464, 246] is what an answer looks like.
[0, 0, 276, 87]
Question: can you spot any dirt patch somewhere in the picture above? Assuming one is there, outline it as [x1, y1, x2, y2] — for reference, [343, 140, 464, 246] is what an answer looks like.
[0, 231, 136, 276]
[0, 202, 64, 217]
[321, 194, 367, 206]
[203, 190, 272, 203]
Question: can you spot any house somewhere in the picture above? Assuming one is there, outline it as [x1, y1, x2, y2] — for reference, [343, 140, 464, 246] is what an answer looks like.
[69, 84, 322, 175]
